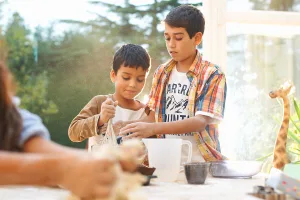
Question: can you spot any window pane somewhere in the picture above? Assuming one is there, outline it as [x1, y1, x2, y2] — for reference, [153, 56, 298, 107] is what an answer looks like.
[221, 23, 300, 161]
[227, 0, 300, 12]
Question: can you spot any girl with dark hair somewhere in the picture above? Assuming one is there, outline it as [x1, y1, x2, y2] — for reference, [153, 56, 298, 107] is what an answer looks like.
[0, 61, 22, 151]
[0, 62, 136, 199]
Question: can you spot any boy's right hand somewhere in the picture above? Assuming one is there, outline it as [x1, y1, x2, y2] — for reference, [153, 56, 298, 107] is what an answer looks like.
[99, 98, 118, 125]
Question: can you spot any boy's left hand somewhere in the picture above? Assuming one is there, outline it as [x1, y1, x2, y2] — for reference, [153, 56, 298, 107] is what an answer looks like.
[119, 122, 156, 139]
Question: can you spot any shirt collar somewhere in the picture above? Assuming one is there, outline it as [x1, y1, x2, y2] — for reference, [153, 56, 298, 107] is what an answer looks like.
[163, 50, 203, 76]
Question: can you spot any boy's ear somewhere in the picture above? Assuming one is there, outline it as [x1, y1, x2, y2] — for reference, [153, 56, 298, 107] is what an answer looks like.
[110, 70, 116, 82]
[194, 32, 203, 46]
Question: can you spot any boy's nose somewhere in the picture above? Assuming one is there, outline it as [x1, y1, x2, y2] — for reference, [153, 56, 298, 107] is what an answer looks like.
[169, 38, 176, 48]
[129, 80, 136, 87]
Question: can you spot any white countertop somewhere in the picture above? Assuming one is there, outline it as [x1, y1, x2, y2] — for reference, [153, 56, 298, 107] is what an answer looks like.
[143, 173, 266, 200]
[0, 173, 267, 200]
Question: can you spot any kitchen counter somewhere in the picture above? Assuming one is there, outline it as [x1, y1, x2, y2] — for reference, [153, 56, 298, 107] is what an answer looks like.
[143, 173, 267, 200]
[0, 173, 267, 200]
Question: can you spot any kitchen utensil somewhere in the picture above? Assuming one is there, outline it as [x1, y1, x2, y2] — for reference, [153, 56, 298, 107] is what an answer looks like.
[209, 161, 263, 178]
[184, 162, 210, 184]
[142, 138, 192, 182]
[143, 175, 158, 186]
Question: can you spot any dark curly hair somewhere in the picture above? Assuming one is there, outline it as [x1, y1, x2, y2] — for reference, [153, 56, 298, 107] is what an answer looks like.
[164, 5, 205, 39]
[112, 44, 151, 73]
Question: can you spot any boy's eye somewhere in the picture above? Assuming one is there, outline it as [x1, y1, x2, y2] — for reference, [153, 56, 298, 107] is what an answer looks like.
[165, 37, 170, 41]
[122, 77, 130, 80]
[176, 37, 183, 41]
[137, 78, 145, 83]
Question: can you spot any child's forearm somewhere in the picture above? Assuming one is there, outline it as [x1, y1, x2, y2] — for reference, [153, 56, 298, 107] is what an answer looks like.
[23, 137, 83, 155]
[68, 114, 100, 142]
[0, 152, 67, 186]
[154, 115, 211, 135]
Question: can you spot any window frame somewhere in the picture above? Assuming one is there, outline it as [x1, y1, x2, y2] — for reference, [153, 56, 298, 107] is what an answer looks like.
[202, 0, 300, 71]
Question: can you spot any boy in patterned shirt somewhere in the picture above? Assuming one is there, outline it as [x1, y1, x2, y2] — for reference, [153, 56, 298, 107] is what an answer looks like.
[120, 5, 227, 162]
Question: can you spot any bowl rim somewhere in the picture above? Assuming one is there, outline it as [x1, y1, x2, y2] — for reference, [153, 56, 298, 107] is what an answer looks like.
[184, 162, 211, 166]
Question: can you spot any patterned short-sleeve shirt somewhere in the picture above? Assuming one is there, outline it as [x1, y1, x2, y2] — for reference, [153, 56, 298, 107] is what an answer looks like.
[147, 50, 227, 161]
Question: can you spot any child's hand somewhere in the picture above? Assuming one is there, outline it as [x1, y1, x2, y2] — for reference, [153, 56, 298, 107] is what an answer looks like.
[99, 98, 118, 124]
[60, 156, 116, 199]
[119, 122, 156, 139]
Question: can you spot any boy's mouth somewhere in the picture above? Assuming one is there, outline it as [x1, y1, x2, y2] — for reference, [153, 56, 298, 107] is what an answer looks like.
[169, 51, 178, 55]
[126, 90, 137, 94]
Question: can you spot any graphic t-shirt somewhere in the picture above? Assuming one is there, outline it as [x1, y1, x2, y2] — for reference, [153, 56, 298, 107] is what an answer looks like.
[165, 67, 204, 162]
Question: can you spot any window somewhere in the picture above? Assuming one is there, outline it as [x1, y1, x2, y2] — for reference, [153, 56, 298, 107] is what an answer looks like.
[203, 0, 300, 160]
[227, 0, 300, 12]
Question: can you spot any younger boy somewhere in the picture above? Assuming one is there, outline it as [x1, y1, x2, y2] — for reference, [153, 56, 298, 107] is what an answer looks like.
[68, 44, 151, 151]
[120, 5, 227, 162]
